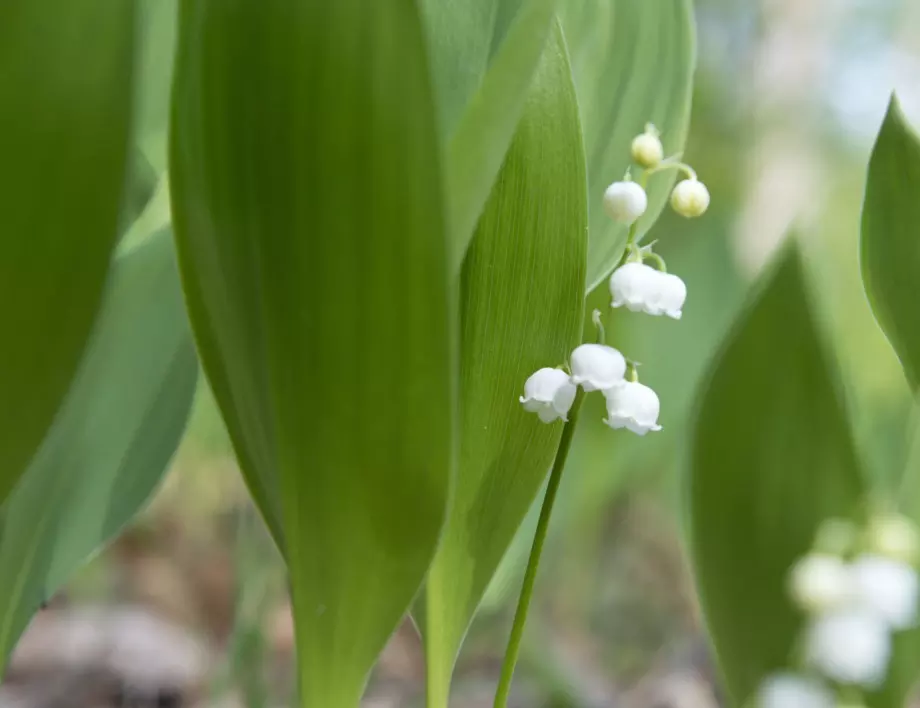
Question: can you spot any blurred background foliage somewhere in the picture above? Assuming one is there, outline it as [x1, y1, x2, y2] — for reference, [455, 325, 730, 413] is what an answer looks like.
[9, 1, 920, 707]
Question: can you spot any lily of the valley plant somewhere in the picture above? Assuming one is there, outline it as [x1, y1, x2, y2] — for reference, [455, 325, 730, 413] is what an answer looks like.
[503, 124, 710, 704]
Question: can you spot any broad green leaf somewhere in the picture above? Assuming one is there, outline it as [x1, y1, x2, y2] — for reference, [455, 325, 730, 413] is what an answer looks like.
[560, 0, 696, 292]
[0, 0, 137, 505]
[0, 228, 197, 671]
[170, 2, 452, 706]
[443, 0, 557, 267]
[422, 24, 587, 707]
[420, 0, 561, 267]
[860, 95, 920, 392]
[689, 244, 866, 705]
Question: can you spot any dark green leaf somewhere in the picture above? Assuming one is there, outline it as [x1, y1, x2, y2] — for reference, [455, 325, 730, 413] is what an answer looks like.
[0, 0, 138, 505]
[689, 244, 866, 705]
[860, 94, 920, 392]
[0, 229, 197, 671]
[422, 23, 587, 706]
[170, 2, 452, 705]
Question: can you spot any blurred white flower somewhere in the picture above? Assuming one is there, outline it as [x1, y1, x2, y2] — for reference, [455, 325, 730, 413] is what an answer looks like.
[609, 262, 686, 319]
[788, 554, 853, 615]
[851, 554, 919, 630]
[670, 178, 710, 218]
[520, 367, 577, 423]
[756, 673, 834, 708]
[603, 381, 662, 435]
[603, 181, 648, 223]
[867, 513, 920, 564]
[631, 128, 663, 168]
[805, 609, 891, 687]
[570, 344, 626, 393]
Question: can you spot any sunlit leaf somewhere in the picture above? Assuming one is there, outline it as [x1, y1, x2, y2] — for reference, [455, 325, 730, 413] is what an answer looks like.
[689, 244, 866, 705]
[0, 0, 137, 505]
[422, 23, 587, 706]
[560, 0, 696, 292]
[0, 229, 197, 671]
[861, 94, 920, 392]
[170, 2, 452, 705]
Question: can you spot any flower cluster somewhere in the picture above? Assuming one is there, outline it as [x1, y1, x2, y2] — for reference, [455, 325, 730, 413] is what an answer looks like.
[519, 123, 709, 435]
[603, 123, 711, 225]
[757, 513, 920, 708]
[520, 342, 661, 435]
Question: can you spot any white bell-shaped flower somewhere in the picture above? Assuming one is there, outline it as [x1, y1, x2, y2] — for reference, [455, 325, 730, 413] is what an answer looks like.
[851, 554, 919, 630]
[609, 262, 654, 311]
[603, 381, 662, 435]
[609, 263, 686, 320]
[569, 344, 626, 392]
[603, 181, 647, 224]
[788, 553, 854, 615]
[805, 609, 891, 687]
[657, 273, 687, 320]
[670, 178, 710, 217]
[756, 673, 834, 708]
[520, 367, 577, 423]
[631, 130, 663, 169]
[867, 513, 920, 564]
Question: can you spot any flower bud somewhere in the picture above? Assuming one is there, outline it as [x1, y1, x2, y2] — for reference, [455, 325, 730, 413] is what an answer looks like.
[603, 181, 647, 224]
[570, 344, 626, 392]
[520, 367, 577, 423]
[603, 381, 662, 435]
[670, 178, 710, 218]
[631, 129, 663, 169]
[867, 513, 920, 564]
[788, 554, 853, 615]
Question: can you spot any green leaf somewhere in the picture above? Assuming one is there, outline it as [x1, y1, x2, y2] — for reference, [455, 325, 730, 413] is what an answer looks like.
[689, 244, 866, 705]
[560, 0, 696, 292]
[418, 0, 499, 138]
[422, 23, 587, 706]
[860, 94, 920, 392]
[169, 2, 452, 706]
[136, 0, 179, 171]
[0, 228, 197, 671]
[442, 0, 558, 267]
[0, 0, 138, 505]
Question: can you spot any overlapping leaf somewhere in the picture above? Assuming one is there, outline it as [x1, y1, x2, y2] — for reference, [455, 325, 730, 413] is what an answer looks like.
[422, 24, 587, 707]
[560, 0, 696, 292]
[689, 245, 866, 704]
[0, 0, 137, 505]
[0, 229, 197, 671]
[170, 1, 452, 705]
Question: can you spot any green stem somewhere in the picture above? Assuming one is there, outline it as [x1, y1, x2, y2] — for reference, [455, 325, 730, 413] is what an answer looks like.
[646, 157, 697, 181]
[493, 389, 586, 707]
[642, 251, 667, 272]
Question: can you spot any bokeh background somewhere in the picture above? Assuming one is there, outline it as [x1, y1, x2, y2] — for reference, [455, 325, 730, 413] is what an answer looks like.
[6, 1, 920, 706]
